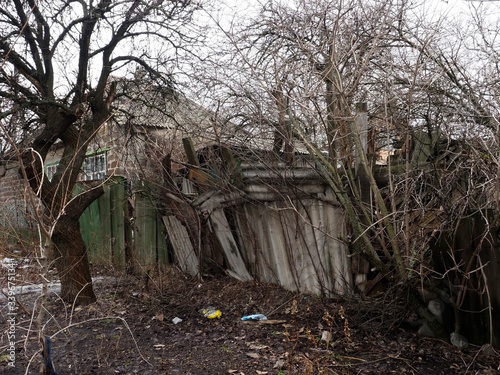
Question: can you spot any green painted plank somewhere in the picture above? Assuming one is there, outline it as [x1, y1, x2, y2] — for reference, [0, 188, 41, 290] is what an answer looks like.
[77, 183, 100, 262]
[97, 183, 112, 264]
[111, 177, 126, 266]
[134, 194, 157, 266]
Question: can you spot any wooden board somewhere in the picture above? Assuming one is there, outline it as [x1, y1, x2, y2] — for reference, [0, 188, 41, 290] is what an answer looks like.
[162, 215, 199, 277]
[209, 208, 253, 282]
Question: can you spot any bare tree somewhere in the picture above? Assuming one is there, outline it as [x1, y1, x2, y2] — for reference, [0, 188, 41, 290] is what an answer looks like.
[200, 0, 500, 344]
[0, 0, 202, 305]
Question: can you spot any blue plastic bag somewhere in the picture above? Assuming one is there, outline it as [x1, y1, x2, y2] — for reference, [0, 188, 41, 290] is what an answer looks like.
[241, 314, 267, 321]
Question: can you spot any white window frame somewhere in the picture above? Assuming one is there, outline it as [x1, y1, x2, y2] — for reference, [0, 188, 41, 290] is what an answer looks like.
[82, 150, 108, 181]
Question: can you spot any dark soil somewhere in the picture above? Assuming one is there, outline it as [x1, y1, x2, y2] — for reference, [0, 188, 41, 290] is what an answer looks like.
[1, 266, 499, 375]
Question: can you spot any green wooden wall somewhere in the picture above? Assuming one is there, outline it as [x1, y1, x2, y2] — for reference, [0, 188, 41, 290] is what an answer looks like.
[78, 177, 168, 267]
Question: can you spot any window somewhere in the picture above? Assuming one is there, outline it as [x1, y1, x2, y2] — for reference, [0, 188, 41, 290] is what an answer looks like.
[44, 150, 108, 182]
[82, 151, 107, 181]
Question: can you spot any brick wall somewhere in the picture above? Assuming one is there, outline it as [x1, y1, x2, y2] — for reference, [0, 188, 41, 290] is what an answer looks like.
[0, 161, 30, 228]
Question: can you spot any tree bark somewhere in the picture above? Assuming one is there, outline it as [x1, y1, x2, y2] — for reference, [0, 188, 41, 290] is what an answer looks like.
[52, 215, 96, 305]
[22, 146, 102, 305]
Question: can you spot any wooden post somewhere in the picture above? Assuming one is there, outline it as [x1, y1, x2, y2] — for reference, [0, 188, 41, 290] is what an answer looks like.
[182, 137, 215, 189]
[354, 103, 371, 289]
[355, 103, 371, 204]
[354, 102, 368, 173]
[182, 137, 200, 167]
[221, 146, 243, 187]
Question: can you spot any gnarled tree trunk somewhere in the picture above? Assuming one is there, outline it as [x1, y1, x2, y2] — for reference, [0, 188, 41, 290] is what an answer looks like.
[53, 215, 96, 305]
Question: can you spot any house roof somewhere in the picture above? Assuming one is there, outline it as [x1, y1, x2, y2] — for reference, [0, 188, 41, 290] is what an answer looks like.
[110, 76, 242, 145]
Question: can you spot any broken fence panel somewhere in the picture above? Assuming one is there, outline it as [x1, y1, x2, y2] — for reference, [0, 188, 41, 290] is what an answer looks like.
[162, 215, 200, 278]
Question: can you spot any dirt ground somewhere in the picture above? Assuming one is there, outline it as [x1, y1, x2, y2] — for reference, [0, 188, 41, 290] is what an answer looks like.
[1, 266, 500, 375]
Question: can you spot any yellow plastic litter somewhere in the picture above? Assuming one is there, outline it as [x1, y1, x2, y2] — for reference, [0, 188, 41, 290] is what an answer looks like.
[202, 308, 221, 319]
